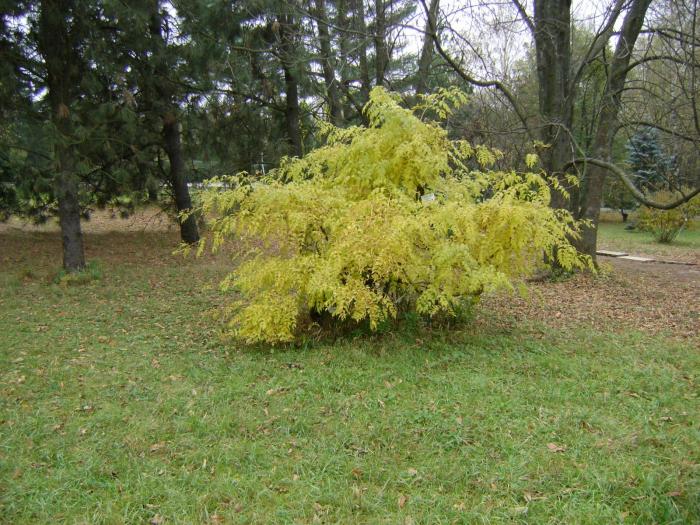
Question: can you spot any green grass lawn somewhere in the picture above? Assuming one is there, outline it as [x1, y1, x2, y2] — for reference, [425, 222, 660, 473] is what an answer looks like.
[597, 221, 700, 260]
[1, 229, 699, 524]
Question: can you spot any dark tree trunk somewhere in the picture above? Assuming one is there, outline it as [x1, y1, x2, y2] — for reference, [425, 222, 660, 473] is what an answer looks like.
[336, 0, 354, 117]
[147, 1, 199, 244]
[314, 0, 344, 125]
[282, 63, 302, 156]
[353, 0, 371, 103]
[279, 14, 303, 156]
[38, 0, 86, 272]
[577, 0, 652, 260]
[533, 0, 574, 212]
[56, 169, 86, 271]
[163, 114, 199, 244]
[147, 184, 159, 202]
[415, 0, 439, 95]
[374, 0, 390, 87]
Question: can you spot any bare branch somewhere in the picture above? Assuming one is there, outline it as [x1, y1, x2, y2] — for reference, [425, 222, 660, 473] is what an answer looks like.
[418, 0, 534, 140]
[566, 158, 700, 209]
[569, 0, 626, 96]
[510, 0, 534, 34]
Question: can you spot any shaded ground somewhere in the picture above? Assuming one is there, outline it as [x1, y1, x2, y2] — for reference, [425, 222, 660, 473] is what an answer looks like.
[480, 220, 699, 340]
[484, 258, 699, 340]
[0, 206, 176, 235]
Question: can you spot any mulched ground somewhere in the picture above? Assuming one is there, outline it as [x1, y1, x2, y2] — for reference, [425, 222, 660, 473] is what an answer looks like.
[482, 258, 699, 340]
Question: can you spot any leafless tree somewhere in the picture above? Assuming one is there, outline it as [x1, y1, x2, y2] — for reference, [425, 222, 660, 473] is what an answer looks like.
[420, 0, 700, 261]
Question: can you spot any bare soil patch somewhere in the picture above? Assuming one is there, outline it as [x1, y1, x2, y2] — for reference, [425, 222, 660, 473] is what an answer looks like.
[0, 206, 175, 235]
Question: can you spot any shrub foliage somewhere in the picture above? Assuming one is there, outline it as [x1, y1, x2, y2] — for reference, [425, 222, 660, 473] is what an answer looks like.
[637, 189, 700, 243]
[198, 88, 590, 344]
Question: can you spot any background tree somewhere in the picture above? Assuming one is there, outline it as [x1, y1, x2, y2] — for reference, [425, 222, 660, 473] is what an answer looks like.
[420, 0, 700, 262]
[1, 0, 147, 271]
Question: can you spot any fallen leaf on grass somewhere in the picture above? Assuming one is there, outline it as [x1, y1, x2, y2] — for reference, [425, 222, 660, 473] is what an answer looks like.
[150, 515, 164, 525]
[398, 494, 408, 508]
[666, 490, 683, 497]
[266, 387, 289, 396]
[547, 442, 566, 453]
[149, 442, 166, 453]
[524, 491, 546, 502]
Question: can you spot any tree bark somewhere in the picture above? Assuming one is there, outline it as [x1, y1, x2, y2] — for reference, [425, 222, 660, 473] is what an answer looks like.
[374, 0, 390, 87]
[533, 0, 574, 211]
[163, 114, 199, 244]
[336, 0, 354, 117]
[353, 0, 372, 103]
[283, 64, 302, 156]
[314, 0, 344, 125]
[415, 0, 439, 95]
[278, 14, 303, 156]
[55, 169, 86, 271]
[147, 1, 199, 244]
[577, 0, 652, 259]
[38, 0, 86, 272]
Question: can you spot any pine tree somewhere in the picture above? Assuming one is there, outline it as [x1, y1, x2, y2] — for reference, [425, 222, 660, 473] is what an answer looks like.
[626, 127, 676, 192]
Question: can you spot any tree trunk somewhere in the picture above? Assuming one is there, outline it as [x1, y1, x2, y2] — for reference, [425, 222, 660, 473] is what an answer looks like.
[577, 0, 652, 260]
[163, 114, 199, 244]
[282, 63, 302, 156]
[314, 0, 344, 125]
[374, 0, 390, 87]
[336, 0, 354, 117]
[147, 1, 199, 244]
[353, 0, 371, 103]
[279, 14, 303, 156]
[56, 169, 86, 271]
[415, 0, 439, 95]
[38, 0, 86, 272]
[533, 0, 574, 212]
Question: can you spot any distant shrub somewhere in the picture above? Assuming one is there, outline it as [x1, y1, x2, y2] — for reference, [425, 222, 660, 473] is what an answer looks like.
[637, 189, 700, 243]
[197, 88, 591, 344]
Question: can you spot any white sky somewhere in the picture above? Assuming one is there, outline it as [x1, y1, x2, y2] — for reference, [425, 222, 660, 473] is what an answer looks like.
[398, 0, 629, 80]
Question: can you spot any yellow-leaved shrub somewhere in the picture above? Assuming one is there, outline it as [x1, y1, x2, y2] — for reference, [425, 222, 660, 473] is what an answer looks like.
[637, 189, 700, 243]
[198, 87, 591, 344]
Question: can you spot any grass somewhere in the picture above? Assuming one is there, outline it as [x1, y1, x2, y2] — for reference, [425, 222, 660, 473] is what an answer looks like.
[1, 227, 699, 524]
[597, 221, 700, 260]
